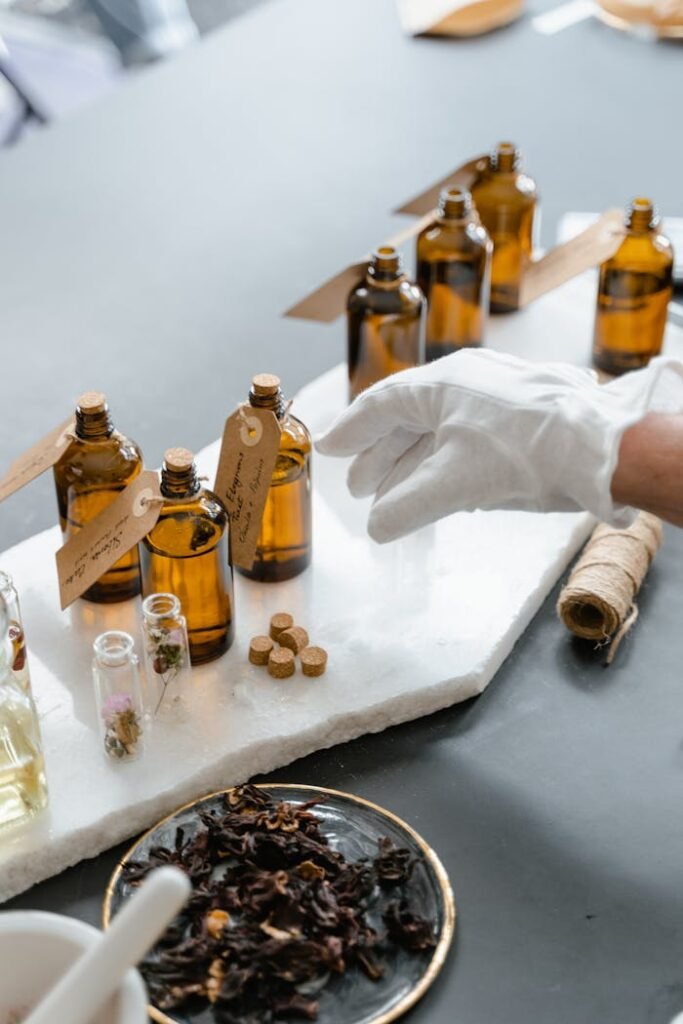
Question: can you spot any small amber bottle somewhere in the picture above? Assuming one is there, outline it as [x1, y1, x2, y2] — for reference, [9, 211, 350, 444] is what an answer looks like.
[237, 375, 312, 583]
[592, 198, 674, 376]
[53, 392, 143, 603]
[141, 448, 234, 664]
[470, 142, 537, 313]
[417, 186, 492, 361]
[347, 246, 425, 401]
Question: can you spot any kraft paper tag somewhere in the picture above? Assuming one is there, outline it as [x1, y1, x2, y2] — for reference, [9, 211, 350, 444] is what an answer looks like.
[394, 154, 490, 217]
[0, 416, 75, 504]
[284, 210, 436, 323]
[213, 406, 282, 569]
[56, 470, 162, 609]
[520, 209, 625, 307]
[397, 0, 523, 35]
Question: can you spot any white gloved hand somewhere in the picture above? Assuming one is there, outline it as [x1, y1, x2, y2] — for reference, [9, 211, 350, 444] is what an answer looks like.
[316, 350, 683, 543]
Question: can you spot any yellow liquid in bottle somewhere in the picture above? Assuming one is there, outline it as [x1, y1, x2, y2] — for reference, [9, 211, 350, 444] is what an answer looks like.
[0, 699, 48, 829]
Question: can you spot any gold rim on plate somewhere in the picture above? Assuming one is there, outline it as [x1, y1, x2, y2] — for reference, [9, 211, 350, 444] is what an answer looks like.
[103, 783, 456, 1024]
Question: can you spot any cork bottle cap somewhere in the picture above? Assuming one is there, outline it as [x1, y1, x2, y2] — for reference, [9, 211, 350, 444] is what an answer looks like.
[252, 374, 281, 397]
[249, 635, 274, 666]
[77, 391, 107, 413]
[164, 447, 194, 471]
[279, 625, 309, 654]
[268, 647, 296, 679]
[300, 646, 328, 678]
[269, 612, 294, 640]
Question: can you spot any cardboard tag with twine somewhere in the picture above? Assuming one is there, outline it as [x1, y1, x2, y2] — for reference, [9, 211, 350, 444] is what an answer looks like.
[0, 416, 75, 503]
[213, 406, 282, 569]
[56, 470, 162, 609]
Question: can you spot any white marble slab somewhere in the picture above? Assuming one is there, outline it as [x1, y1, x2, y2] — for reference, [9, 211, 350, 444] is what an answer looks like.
[1, 276, 681, 903]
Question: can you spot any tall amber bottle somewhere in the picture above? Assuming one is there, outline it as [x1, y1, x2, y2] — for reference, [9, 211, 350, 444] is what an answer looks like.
[470, 142, 537, 313]
[237, 375, 312, 583]
[592, 199, 674, 376]
[53, 392, 143, 603]
[417, 186, 492, 361]
[347, 247, 425, 401]
[141, 449, 234, 664]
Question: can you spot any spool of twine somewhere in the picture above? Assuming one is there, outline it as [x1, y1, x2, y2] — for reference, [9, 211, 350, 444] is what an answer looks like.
[556, 512, 662, 664]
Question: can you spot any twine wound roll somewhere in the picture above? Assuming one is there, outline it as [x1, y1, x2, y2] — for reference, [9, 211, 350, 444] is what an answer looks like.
[556, 512, 662, 664]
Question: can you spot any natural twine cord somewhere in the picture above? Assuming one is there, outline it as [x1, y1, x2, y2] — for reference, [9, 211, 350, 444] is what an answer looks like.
[556, 512, 663, 665]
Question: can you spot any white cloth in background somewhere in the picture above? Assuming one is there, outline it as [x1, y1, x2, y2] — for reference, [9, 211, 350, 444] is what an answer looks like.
[317, 350, 683, 543]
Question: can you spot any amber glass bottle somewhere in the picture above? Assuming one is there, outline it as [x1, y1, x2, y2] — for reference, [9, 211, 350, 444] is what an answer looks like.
[347, 247, 425, 401]
[53, 392, 143, 603]
[417, 187, 492, 361]
[470, 142, 537, 313]
[592, 199, 674, 376]
[141, 449, 234, 664]
[237, 375, 312, 583]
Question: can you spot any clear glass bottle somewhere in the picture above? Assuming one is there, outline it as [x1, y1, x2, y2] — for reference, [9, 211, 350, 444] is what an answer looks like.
[236, 375, 312, 582]
[0, 571, 32, 695]
[92, 631, 144, 762]
[592, 198, 674, 376]
[53, 391, 143, 603]
[470, 142, 538, 313]
[141, 593, 192, 719]
[141, 448, 235, 664]
[417, 186, 492, 361]
[347, 247, 426, 401]
[0, 594, 48, 828]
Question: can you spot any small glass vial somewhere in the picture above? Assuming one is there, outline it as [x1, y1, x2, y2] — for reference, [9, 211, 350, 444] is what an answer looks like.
[347, 247, 426, 401]
[237, 375, 312, 583]
[141, 448, 235, 664]
[93, 631, 144, 762]
[141, 593, 192, 718]
[592, 198, 674, 376]
[0, 571, 32, 695]
[0, 594, 48, 828]
[53, 391, 143, 603]
[417, 186, 492, 361]
[470, 142, 538, 313]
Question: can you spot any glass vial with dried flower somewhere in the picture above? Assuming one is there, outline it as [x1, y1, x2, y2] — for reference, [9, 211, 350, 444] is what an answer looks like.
[0, 594, 48, 828]
[237, 375, 312, 582]
[93, 631, 144, 762]
[417, 187, 492, 361]
[347, 247, 426, 401]
[53, 392, 143, 603]
[0, 571, 32, 696]
[470, 142, 537, 313]
[141, 449, 235, 663]
[592, 199, 674, 376]
[141, 593, 192, 718]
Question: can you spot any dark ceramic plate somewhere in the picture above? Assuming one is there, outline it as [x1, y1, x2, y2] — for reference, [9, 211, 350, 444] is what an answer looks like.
[104, 784, 456, 1024]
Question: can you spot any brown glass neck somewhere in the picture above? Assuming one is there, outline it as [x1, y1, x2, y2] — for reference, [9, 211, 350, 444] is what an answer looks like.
[491, 143, 519, 174]
[626, 199, 656, 234]
[75, 407, 114, 440]
[160, 464, 200, 499]
[249, 389, 286, 418]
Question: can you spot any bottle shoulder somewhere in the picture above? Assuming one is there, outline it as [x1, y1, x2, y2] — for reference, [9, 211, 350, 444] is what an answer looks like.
[282, 413, 312, 451]
[611, 230, 674, 270]
[56, 431, 143, 480]
[418, 218, 491, 256]
[347, 278, 424, 314]
[146, 489, 227, 554]
[472, 171, 537, 206]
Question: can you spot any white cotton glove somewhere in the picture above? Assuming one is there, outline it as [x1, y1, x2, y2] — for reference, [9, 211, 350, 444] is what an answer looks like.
[316, 350, 683, 543]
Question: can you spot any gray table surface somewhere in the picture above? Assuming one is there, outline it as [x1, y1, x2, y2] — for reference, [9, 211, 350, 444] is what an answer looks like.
[1, 1, 682, 1021]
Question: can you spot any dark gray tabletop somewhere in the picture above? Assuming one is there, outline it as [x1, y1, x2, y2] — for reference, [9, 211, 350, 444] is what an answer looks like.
[2, 1, 682, 1021]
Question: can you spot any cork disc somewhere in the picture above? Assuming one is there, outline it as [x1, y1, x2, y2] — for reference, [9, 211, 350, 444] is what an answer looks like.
[164, 447, 194, 471]
[300, 646, 328, 678]
[269, 613, 294, 640]
[252, 373, 281, 396]
[279, 626, 309, 654]
[77, 391, 106, 412]
[249, 635, 274, 666]
[268, 647, 295, 679]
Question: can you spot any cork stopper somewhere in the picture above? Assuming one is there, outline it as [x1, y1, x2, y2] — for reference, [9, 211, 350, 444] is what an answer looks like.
[252, 374, 281, 397]
[279, 625, 309, 655]
[268, 647, 296, 679]
[164, 447, 194, 472]
[269, 612, 294, 640]
[77, 391, 107, 413]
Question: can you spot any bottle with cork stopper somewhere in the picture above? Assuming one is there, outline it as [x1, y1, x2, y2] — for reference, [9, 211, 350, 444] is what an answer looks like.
[346, 246, 425, 401]
[470, 142, 538, 313]
[416, 186, 492, 361]
[236, 374, 312, 583]
[592, 198, 674, 376]
[53, 391, 143, 603]
[141, 447, 235, 664]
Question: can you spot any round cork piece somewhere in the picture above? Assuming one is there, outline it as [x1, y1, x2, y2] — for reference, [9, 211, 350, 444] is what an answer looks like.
[300, 646, 327, 678]
[164, 447, 194, 471]
[279, 626, 309, 654]
[269, 612, 294, 641]
[77, 391, 106, 412]
[268, 647, 295, 679]
[252, 373, 281, 396]
[249, 635, 274, 666]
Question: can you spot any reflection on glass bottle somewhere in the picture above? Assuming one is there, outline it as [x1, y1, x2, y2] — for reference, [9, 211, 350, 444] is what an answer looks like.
[0, 594, 48, 829]
[53, 392, 143, 603]
[141, 449, 235, 664]
[470, 142, 537, 313]
[347, 247, 425, 401]
[92, 631, 144, 762]
[417, 187, 492, 361]
[0, 571, 31, 696]
[236, 375, 312, 583]
[592, 198, 674, 376]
